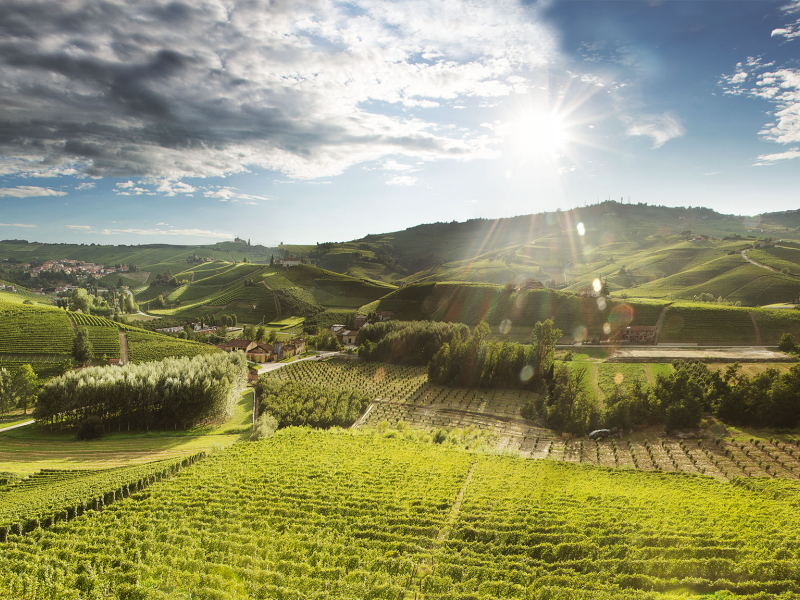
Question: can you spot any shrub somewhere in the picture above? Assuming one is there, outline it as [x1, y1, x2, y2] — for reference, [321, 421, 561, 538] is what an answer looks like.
[77, 416, 104, 440]
[251, 412, 278, 440]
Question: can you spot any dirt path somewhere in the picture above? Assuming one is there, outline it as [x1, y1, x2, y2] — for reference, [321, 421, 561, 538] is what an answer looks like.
[119, 331, 129, 365]
[742, 250, 780, 273]
[643, 364, 656, 386]
[262, 280, 281, 319]
[66, 314, 76, 331]
[749, 312, 762, 345]
[652, 304, 670, 345]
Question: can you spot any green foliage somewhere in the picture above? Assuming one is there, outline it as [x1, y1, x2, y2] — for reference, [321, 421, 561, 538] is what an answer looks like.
[0, 300, 74, 354]
[5, 430, 800, 597]
[536, 363, 599, 434]
[250, 412, 278, 440]
[12, 364, 38, 415]
[779, 332, 796, 353]
[255, 379, 370, 429]
[76, 415, 104, 440]
[126, 330, 217, 363]
[0, 456, 202, 536]
[72, 327, 93, 364]
[357, 320, 470, 365]
[36, 353, 248, 430]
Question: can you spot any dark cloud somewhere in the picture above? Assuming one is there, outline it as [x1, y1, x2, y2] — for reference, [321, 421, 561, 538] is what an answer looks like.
[0, 0, 552, 179]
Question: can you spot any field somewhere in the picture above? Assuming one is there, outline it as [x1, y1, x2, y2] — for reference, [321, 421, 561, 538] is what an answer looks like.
[0, 301, 74, 355]
[3, 430, 800, 598]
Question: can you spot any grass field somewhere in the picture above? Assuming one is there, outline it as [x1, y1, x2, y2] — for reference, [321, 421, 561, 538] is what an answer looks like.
[4, 430, 800, 598]
[0, 390, 254, 476]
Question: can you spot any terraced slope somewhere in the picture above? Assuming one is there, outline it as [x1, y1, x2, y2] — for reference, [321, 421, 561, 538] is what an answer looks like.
[3, 431, 800, 598]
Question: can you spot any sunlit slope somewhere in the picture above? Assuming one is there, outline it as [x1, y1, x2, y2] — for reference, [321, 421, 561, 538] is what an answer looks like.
[5, 430, 800, 599]
[362, 283, 800, 344]
[145, 264, 395, 323]
[312, 203, 800, 306]
[0, 299, 217, 376]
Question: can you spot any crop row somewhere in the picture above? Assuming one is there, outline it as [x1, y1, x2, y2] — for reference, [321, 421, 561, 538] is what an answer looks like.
[0, 431, 473, 599]
[84, 326, 120, 358]
[0, 301, 74, 355]
[0, 454, 205, 540]
[4, 431, 800, 598]
[126, 331, 218, 363]
[68, 313, 116, 328]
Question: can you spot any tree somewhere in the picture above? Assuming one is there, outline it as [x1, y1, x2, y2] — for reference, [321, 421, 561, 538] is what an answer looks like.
[12, 364, 38, 415]
[69, 288, 91, 313]
[0, 367, 12, 415]
[779, 333, 796, 354]
[529, 319, 561, 383]
[73, 327, 94, 364]
[270, 255, 274, 266]
[117, 277, 125, 289]
[256, 326, 266, 341]
[123, 294, 137, 314]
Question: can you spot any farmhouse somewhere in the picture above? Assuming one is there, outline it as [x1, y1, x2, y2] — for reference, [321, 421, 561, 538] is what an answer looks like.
[340, 330, 358, 345]
[518, 278, 545, 290]
[376, 311, 395, 321]
[247, 342, 274, 363]
[274, 258, 301, 267]
[217, 339, 257, 353]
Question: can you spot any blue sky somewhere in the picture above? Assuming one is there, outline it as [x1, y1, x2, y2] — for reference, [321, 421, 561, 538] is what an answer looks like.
[0, 0, 798, 246]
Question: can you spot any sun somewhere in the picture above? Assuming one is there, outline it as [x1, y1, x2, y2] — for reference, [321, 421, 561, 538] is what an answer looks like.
[509, 110, 572, 159]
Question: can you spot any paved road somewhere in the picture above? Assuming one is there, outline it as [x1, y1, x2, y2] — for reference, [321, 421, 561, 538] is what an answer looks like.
[0, 420, 34, 433]
[256, 351, 343, 374]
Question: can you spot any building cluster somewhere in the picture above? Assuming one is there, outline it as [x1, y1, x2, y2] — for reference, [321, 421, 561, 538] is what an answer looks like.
[14, 259, 129, 278]
[157, 322, 219, 335]
[0, 284, 17, 293]
[216, 337, 306, 363]
[329, 311, 395, 346]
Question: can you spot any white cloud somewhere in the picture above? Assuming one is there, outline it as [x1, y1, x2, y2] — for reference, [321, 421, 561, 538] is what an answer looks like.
[0, 186, 67, 198]
[386, 175, 418, 186]
[0, 0, 555, 181]
[67, 225, 93, 230]
[75, 182, 96, 191]
[0, 222, 36, 228]
[754, 148, 800, 165]
[100, 227, 232, 239]
[203, 187, 271, 202]
[152, 180, 197, 196]
[625, 113, 686, 148]
[382, 160, 416, 171]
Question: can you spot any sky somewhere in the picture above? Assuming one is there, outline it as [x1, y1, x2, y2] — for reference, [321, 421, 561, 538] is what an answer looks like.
[0, 0, 799, 246]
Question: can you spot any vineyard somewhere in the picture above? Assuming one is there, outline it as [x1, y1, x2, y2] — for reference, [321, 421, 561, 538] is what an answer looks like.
[0, 455, 203, 539]
[83, 327, 120, 358]
[126, 330, 218, 363]
[3, 431, 800, 598]
[0, 301, 74, 355]
[67, 313, 117, 327]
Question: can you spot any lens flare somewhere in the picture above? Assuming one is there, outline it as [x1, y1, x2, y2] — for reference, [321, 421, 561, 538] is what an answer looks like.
[597, 296, 607, 311]
[603, 322, 611, 335]
[577, 222, 586, 236]
[592, 278, 602, 293]
[614, 372, 624, 386]
[519, 365, 534, 383]
[499, 318, 512, 334]
[574, 325, 587, 342]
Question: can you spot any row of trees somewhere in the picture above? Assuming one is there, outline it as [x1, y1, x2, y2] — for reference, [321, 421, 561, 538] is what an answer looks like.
[356, 320, 470, 365]
[428, 320, 560, 390]
[0, 365, 38, 415]
[525, 360, 800, 435]
[36, 353, 248, 431]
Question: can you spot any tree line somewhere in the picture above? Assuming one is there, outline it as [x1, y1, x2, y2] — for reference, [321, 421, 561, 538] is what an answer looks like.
[36, 353, 248, 431]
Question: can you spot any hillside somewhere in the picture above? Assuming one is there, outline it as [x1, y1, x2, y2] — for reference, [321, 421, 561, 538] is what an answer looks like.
[311, 203, 800, 307]
[3, 429, 800, 598]
[361, 282, 800, 345]
[144, 263, 395, 324]
[0, 300, 217, 378]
